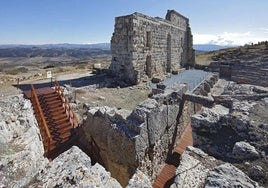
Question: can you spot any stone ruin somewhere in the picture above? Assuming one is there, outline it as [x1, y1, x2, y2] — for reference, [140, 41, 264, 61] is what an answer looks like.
[80, 73, 219, 186]
[109, 10, 195, 84]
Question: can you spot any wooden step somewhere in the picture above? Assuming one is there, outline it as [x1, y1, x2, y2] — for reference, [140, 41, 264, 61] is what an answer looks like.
[40, 92, 58, 98]
[40, 96, 60, 103]
[46, 115, 69, 124]
[47, 112, 67, 121]
[153, 124, 193, 188]
[28, 84, 79, 156]
[42, 99, 62, 106]
[39, 92, 59, 99]
[59, 131, 72, 140]
[51, 120, 72, 130]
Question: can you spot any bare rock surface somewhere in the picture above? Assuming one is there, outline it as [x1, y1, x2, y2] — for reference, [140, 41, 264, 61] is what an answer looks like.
[81, 83, 190, 186]
[205, 163, 261, 188]
[171, 146, 220, 188]
[171, 146, 261, 188]
[191, 105, 229, 133]
[192, 81, 268, 187]
[0, 95, 48, 187]
[232, 141, 259, 160]
[29, 146, 121, 188]
[248, 165, 266, 181]
[127, 170, 152, 188]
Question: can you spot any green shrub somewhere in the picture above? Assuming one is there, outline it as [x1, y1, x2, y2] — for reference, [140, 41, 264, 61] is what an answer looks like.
[43, 64, 55, 69]
[76, 64, 86, 69]
[6, 70, 19, 75]
[17, 67, 28, 73]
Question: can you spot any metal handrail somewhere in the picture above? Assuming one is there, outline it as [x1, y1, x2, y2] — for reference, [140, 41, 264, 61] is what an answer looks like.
[30, 84, 52, 152]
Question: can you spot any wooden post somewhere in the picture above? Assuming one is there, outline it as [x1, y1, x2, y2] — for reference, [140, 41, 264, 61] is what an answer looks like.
[17, 78, 20, 90]
[74, 89, 77, 103]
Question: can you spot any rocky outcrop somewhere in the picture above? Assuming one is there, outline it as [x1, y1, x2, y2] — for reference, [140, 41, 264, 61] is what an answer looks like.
[232, 141, 259, 160]
[171, 146, 220, 188]
[199, 43, 268, 87]
[191, 81, 268, 187]
[29, 146, 121, 187]
[171, 146, 261, 188]
[127, 170, 152, 188]
[205, 163, 261, 188]
[0, 95, 48, 187]
[191, 105, 229, 133]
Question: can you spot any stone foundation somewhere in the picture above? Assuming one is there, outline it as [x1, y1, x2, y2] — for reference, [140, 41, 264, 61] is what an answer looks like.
[80, 73, 219, 186]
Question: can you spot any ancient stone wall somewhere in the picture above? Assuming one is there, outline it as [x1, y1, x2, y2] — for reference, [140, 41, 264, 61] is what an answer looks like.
[81, 84, 189, 186]
[81, 73, 219, 186]
[109, 10, 195, 84]
[231, 61, 268, 87]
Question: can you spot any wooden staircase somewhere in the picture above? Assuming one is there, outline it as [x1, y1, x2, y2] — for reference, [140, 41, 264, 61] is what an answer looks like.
[153, 124, 193, 188]
[29, 81, 79, 156]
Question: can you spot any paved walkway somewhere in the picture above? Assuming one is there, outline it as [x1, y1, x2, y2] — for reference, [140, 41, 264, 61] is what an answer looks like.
[153, 69, 211, 91]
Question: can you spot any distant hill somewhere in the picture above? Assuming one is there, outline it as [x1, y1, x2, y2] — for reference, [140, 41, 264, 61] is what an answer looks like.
[0, 43, 238, 57]
[0, 46, 110, 58]
[194, 44, 238, 52]
[0, 43, 110, 50]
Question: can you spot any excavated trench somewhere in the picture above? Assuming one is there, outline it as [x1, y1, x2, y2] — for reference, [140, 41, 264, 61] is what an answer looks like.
[25, 69, 217, 186]
[72, 70, 218, 186]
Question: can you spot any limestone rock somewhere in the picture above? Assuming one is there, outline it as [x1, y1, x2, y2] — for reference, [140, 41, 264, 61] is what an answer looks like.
[248, 165, 266, 180]
[171, 147, 261, 188]
[127, 170, 152, 188]
[29, 146, 122, 188]
[205, 163, 261, 188]
[151, 77, 163, 84]
[171, 146, 218, 188]
[82, 83, 189, 185]
[191, 105, 229, 133]
[232, 141, 259, 160]
[0, 95, 48, 187]
[109, 10, 194, 84]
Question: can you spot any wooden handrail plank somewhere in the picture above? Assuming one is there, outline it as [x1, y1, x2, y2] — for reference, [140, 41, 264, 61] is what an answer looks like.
[30, 84, 52, 152]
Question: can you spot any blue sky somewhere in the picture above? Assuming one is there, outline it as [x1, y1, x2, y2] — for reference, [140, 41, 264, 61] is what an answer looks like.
[0, 0, 267, 45]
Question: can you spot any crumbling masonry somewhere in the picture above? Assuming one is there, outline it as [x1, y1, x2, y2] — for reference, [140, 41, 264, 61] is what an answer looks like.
[109, 10, 195, 84]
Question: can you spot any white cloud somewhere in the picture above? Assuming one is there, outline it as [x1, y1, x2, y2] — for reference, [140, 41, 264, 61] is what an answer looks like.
[259, 28, 268, 34]
[193, 31, 267, 45]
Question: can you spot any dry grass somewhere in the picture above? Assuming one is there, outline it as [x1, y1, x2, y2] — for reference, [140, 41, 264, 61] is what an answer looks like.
[195, 51, 218, 66]
[74, 86, 150, 110]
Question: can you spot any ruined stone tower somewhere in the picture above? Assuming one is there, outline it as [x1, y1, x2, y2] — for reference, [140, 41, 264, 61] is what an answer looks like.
[109, 10, 195, 84]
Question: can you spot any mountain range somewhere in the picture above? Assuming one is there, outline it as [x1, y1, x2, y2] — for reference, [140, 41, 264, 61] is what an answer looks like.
[0, 43, 236, 52]
[193, 44, 237, 52]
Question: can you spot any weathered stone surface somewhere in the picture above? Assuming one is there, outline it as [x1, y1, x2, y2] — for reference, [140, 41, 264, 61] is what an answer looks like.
[248, 165, 266, 181]
[29, 146, 121, 188]
[81, 83, 192, 185]
[171, 146, 219, 188]
[184, 92, 214, 107]
[205, 163, 261, 188]
[191, 105, 229, 133]
[127, 170, 152, 188]
[192, 81, 268, 187]
[232, 141, 259, 160]
[109, 10, 194, 85]
[202, 43, 268, 87]
[171, 147, 261, 188]
[0, 95, 48, 187]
